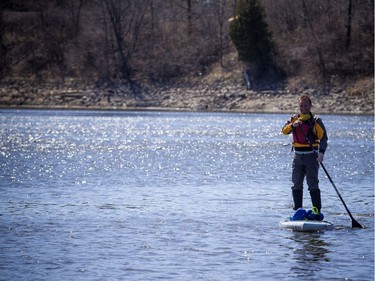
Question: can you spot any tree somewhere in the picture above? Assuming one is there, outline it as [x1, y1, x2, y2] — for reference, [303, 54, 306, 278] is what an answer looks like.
[102, 0, 150, 86]
[173, 0, 203, 37]
[345, 0, 353, 49]
[228, 0, 274, 68]
[0, 0, 372, 89]
[212, 0, 231, 67]
[0, 1, 9, 78]
[301, 0, 329, 92]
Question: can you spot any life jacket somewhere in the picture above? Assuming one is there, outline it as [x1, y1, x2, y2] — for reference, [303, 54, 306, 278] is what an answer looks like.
[292, 114, 324, 150]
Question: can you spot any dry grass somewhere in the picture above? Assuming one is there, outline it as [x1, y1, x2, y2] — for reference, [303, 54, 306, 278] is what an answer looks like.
[347, 77, 374, 97]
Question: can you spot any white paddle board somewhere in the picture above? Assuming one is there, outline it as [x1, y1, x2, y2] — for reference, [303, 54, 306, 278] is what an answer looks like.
[280, 219, 333, 232]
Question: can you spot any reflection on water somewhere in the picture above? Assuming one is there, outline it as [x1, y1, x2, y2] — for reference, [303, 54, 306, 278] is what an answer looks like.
[0, 110, 373, 281]
[291, 233, 331, 262]
[287, 233, 331, 279]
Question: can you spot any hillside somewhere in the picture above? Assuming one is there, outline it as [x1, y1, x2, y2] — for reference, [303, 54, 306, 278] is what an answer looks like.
[1, 54, 373, 115]
[0, 0, 373, 114]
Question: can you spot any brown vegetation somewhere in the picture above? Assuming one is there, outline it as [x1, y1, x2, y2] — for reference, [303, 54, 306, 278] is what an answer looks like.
[0, 0, 373, 112]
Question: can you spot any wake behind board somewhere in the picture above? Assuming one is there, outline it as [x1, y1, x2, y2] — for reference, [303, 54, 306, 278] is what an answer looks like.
[280, 219, 333, 232]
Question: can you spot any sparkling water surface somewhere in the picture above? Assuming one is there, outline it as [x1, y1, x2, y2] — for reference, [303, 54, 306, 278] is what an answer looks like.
[0, 109, 373, 280]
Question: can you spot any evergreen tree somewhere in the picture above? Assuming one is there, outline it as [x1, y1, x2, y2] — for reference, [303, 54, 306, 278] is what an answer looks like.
[229, 0, 274, 67]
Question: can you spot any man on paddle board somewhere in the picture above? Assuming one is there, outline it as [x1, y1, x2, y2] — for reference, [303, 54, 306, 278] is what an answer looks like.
[282, 95, 328, 212]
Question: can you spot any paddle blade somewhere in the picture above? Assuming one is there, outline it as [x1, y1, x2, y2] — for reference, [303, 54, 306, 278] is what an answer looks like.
[352, 219, 364, 229]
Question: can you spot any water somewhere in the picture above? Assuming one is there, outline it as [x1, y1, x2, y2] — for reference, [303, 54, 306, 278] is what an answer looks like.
[0, 109, 373, 281]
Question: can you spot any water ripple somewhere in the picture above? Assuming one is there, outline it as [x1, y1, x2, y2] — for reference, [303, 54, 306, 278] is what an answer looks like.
[0, 110, 373, 280]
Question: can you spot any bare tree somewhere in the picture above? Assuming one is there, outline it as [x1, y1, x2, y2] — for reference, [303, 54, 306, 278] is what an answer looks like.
[301, 0, 330, 92]
[172, 0, 204, 37]
[67, 0, 86, 38]
[345, 0, 353, 49]
[102, 0, 150, 86]
[0, 0, 372, 89]
[212, 0, 232, 67]
[0, 1, 9, 78]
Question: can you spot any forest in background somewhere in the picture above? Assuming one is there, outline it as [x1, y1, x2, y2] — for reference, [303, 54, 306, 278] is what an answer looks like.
[0, 0, 373, 95]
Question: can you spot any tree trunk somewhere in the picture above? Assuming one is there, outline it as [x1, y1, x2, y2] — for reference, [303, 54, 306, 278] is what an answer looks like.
[345, 0, 353, 49]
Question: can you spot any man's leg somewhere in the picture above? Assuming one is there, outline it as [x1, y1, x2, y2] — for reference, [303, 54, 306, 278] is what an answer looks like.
[291, 154, 305, 210]
[306, 154, 321, 211]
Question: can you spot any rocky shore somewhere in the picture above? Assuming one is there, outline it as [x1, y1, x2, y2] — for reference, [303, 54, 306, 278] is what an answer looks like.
[0, 79, 373, 115]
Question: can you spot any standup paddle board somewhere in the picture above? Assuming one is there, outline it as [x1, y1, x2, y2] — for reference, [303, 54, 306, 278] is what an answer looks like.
[280, 219, 334, 232]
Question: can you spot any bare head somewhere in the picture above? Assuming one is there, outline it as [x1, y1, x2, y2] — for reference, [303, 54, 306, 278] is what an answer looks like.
[298, 95, 312, 114]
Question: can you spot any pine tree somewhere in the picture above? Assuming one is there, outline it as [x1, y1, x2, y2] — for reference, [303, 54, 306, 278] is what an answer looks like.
[229, 0, 274, 67]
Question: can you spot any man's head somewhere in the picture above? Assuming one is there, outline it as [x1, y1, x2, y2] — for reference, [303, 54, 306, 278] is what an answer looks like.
[298, 95, 312, 114]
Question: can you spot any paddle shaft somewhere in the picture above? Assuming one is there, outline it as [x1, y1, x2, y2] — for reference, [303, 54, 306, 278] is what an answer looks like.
[296, 124, 364, 228]
[319, 162, 363, 228]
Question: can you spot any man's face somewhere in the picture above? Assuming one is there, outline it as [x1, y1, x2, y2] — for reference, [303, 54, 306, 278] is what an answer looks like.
[299, 99, 311, 114]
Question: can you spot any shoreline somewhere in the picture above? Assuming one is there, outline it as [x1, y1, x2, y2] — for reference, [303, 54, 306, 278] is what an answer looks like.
[1, 104, 373, 116]
[0, 80, 373, 115]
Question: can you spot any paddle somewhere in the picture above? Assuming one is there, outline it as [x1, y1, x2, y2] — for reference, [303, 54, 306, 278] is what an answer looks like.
[296, 125, 364, 229]
[319, 162, 364, 228]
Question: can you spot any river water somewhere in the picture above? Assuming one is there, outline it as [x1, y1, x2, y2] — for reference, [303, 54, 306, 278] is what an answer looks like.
[0, 109, 373, 281]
